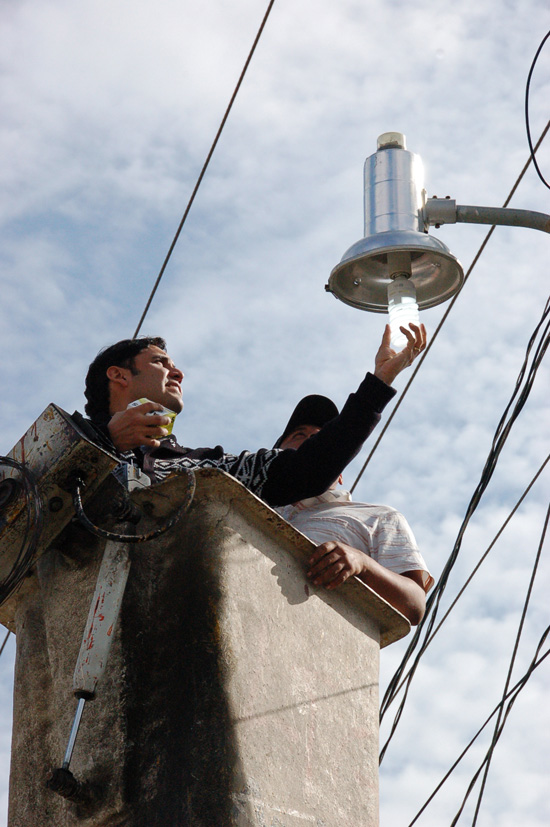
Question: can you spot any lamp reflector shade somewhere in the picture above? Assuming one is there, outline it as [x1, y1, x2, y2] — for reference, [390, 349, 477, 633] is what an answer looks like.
[327, 229, 464, 312]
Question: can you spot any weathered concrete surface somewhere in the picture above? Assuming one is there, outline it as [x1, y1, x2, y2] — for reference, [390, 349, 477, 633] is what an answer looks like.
[0, 404, 117, 632]
[6, 469, 409, 827]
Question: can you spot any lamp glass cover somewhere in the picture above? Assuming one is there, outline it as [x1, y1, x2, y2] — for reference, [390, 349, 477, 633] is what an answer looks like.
[387, 276, 419, 349]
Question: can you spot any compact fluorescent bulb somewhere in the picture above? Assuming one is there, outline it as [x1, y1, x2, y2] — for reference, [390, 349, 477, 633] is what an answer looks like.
[387, 275, 420, 350]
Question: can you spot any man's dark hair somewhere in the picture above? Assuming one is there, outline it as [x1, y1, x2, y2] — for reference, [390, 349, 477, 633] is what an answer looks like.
[84, 336, 167, 424]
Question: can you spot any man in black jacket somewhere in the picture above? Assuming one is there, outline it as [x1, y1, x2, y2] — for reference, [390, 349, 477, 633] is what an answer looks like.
[271, 394, 433, 624]
[83, 323, 425, 507]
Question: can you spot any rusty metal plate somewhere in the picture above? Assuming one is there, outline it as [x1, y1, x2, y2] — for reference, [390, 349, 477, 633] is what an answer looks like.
[0, 405, 118, 629]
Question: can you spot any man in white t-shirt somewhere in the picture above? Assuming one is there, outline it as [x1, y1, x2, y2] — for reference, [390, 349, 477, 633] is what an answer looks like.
[273, 395, 433, 625]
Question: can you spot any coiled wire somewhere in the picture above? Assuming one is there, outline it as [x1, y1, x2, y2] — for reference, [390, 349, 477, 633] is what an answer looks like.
[70, 470, 195, 543]
[0, 457, 44, 606]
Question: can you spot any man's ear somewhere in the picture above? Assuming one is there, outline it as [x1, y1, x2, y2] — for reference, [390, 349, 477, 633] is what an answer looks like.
[338, 474, 343, 486]
[106, 365, 130, 387]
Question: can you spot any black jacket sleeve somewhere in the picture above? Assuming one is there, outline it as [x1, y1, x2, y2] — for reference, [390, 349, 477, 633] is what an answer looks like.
[260, 372, 396, 506]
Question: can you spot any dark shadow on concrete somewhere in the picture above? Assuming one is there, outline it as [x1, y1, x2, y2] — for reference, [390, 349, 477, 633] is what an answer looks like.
[269, 559, 310, 605]
[119, 505, 253, 826]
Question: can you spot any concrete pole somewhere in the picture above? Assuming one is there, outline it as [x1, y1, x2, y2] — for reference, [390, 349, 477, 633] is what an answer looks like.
[4, 469, 409, 827]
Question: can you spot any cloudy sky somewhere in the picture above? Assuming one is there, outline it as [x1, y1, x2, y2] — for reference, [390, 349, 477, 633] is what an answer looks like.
[1, 0, 549, 823]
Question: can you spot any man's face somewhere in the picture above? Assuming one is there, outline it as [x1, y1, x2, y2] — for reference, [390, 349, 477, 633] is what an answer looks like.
[279, 424, 321, 451]
[280, 423, 342, 489]
[125, 345, 184, 413]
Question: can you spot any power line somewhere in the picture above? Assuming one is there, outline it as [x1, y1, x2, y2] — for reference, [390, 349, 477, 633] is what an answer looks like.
[407, 630, 550, 825]
[468, 500, 550, 825]
[133, 0, 278, 338]
[350, 117, 550, 494]
[379, 451, 549, 716]
[445, 502, 550, 826]
[525, 30, 550, 190]
[379, 292, 550, 758]
[0, 630, 11, 659]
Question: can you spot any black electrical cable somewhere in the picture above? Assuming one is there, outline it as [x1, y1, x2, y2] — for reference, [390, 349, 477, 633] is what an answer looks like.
[133, 0, 277, 338]
[380, 297, 550, 736]
[382, 451, 549, 710]
[468, 501, 549, 826]
[445, 506, 549, 825]
[525, 30, 550, 190]
[379, 295, 550, 759]
[0, 457, 44, 607]
[381, 295, 550, 723]
[407, 629, 550, 826]
[71, 470, 195, 543]
[0, 630, 11, 659]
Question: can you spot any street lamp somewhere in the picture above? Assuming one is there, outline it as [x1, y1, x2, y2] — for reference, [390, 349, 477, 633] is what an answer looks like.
[326, 132, 550, 349]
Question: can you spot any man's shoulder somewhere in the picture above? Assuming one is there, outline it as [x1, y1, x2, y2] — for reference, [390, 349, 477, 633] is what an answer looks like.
[152, 437, 278, 463]
[151, 437, 226, 460]
[294, 497, 402, 521]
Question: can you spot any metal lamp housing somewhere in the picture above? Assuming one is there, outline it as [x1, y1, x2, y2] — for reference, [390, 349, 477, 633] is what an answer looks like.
[327, 133, 464, 312]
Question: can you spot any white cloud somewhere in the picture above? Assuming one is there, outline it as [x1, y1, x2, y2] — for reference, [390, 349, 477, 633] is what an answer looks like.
[1, 0, 550, 824]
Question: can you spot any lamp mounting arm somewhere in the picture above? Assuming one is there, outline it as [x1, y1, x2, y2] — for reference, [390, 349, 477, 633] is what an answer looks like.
[424, 198, 550, 235]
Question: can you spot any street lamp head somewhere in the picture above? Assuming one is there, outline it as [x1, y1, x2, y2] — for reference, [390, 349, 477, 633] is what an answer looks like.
[326, 132, 464, 342]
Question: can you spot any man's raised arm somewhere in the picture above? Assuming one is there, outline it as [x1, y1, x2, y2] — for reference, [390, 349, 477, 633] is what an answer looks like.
[260, 323, 426, 506]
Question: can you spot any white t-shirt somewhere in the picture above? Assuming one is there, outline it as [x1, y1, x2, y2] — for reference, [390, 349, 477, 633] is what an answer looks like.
[277, 490, 434, 593]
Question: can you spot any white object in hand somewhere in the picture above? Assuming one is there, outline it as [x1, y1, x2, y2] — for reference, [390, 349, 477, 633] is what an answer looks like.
[387, 276, 420, 350]
[127, 398, 177, 435]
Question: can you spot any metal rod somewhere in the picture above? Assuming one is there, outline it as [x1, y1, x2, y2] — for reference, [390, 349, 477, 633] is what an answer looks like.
[62, 697, 86, 770]
[73, 539, 132, 698]
[425, 198, 550, 234]
[456, 205, 550, 233]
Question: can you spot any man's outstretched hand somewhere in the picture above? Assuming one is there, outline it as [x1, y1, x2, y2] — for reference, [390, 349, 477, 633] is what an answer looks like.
[374, 323, 427, 386]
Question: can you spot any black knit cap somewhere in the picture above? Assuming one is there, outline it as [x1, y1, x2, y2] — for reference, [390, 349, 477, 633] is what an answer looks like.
[274, 394, 339, 448]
